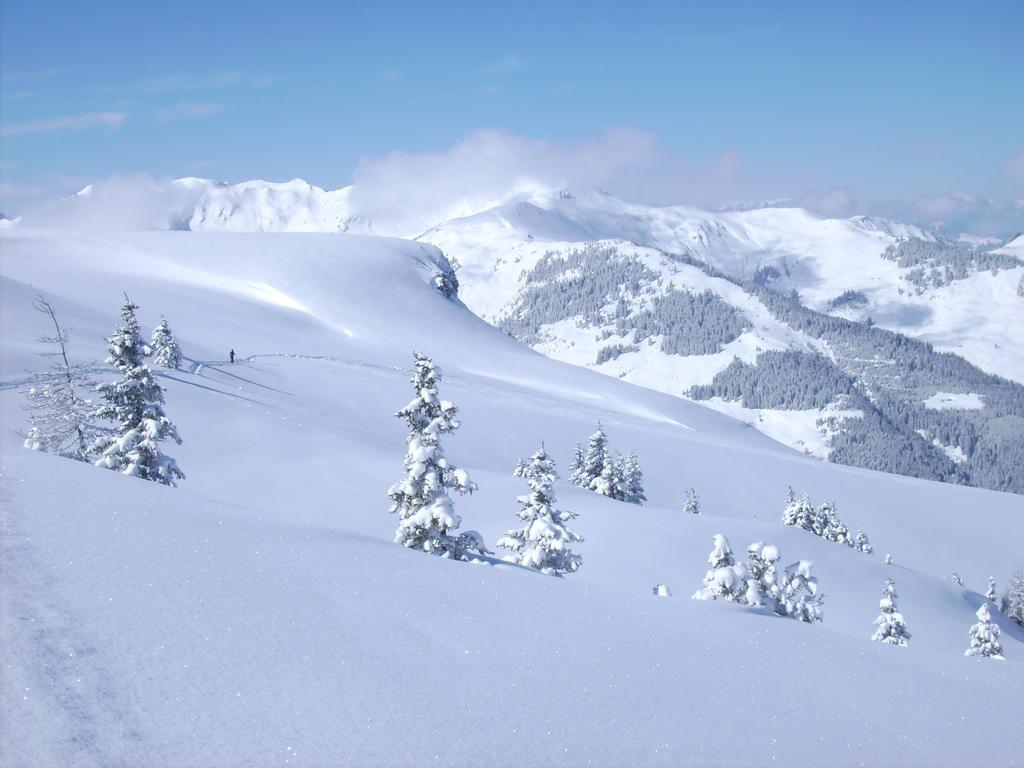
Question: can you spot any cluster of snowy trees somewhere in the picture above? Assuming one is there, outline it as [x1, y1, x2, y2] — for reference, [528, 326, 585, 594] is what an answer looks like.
[615, 289, 747, 356]
[871, 569, 1023, 657]
[21, 295, 185, 486]
[595, 342, 638, 365]
[498, 244, 745, 360]
[876, 578, 1013, 658]
[690, 350, 855, 410]
[567, 422, 645, 504]
[387, 352, 584, 573]
[692, 535, 824, 623]
[881, 237, 1022, 294]
[499, 244, 658, 345]
[781, 488, 872, 552]
[690, 540, 1009, 657]
[828, 289, 869, 311]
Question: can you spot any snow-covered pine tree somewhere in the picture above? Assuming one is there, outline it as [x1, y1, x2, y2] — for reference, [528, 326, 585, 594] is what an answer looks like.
[693, 534, 749, 602]
[592, 451, 625, 501]
[871, 579, 911, 646]
[745, 541, 781, 607]
[775, 560, 824, 623]
[496, 445, 582, 576]
[885, 553, 894, 565]
[855, 529, 873, 554]
[580, 422, 610, 490]
[149, 316, 181, 369]
[952, 572, 965, 587]
[91, 296, 184, 485]
[568, 442, 586, 486]
[781, 488, 817, 531]
[387, 351, 477, 556]
[683, 487, 700, 515]
[621, 452, 645, 505]
[985, 577, 997, 603]
[1002, 568, 1024, 627]
[965, 603, 1004, 659]
[819, 500, 852, 545]
[20, 296, 103, 460]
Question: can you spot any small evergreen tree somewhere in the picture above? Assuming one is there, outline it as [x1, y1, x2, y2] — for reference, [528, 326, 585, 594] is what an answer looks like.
[568, 442, 586, 486]
[952, 572, 965, 587]
[819, 500, 852, 546]
[985, 577, 997, 603]
[387, 352, 477, 556]
[91, 296, 184, 485]
[592, 452, 625, 500]
[683, 487, 700, 515]
[621, 452, 645, 505]
[1001, 568, 1024, 627]
[855, 529, 873, 554]
[781, 488, 817, 531]
[580, 422, 610, 490]
[885, 553, 894, 565]
[775, 560, 824, 623]
[496, 445, 582, 576]
[693, 534, 749, 602]
[149, 316, 181, 369]
[745, 541, 781, 607]
[965, 603, 1004, 659]
[20, 296, 103, 460]
[871, 579, 911, 646]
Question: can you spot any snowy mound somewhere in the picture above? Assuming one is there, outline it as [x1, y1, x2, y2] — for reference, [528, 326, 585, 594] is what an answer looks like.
[1, 227, 1022, 766]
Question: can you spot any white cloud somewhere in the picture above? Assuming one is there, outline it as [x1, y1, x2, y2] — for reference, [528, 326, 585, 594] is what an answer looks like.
[795, 187, 860, 218]
[157, 102, 226, 123]
[877, 192, 1024, 237]
[1, 111, 128, 138]
[348, 128, 749, 233]
[16, 174, 200, 231]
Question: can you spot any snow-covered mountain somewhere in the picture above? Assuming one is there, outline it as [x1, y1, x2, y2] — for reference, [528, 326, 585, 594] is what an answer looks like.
[17, 178, 1024, 492]
[2, 225, 1022, 766]
[34, 176, 1022, 379]
[35, 175, 1022, 381]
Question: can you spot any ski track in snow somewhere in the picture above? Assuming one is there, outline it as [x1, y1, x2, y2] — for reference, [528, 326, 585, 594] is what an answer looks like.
[1, 502, 143, 767]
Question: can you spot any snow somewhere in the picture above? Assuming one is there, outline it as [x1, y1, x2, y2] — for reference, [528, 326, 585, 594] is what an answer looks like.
[692, 397, 862, 460]
[2, 226, 1023, 766]
[923, 392, 986, 410]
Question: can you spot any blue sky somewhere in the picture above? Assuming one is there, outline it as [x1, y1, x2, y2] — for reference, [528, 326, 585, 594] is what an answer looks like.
[2, 0, 1022, 233]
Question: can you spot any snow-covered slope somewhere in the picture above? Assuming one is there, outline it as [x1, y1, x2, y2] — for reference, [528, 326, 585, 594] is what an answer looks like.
[2, 228, 1022, 766]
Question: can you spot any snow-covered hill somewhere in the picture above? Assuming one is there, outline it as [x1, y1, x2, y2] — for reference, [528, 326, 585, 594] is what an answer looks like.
[1, 227, 1022, 766]
[14, 178, 1024, 491]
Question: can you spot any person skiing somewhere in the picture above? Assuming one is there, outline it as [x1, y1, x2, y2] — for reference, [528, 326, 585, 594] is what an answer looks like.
[229, 349, 235, 363]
